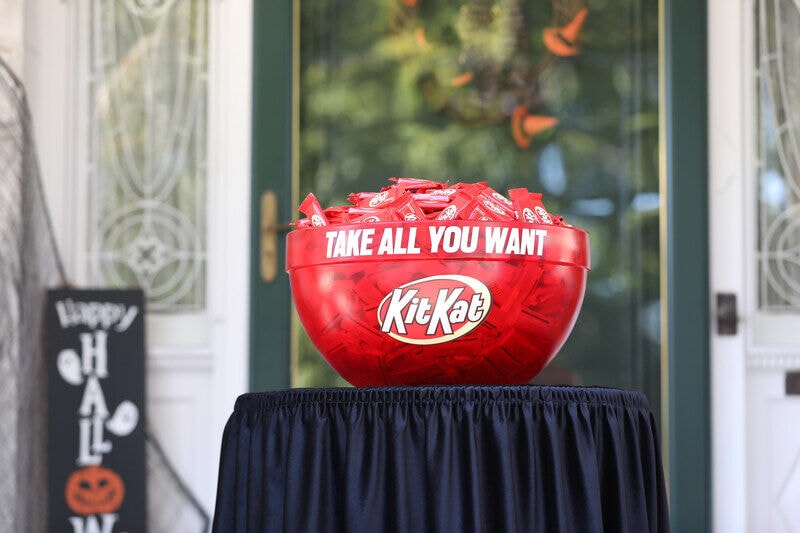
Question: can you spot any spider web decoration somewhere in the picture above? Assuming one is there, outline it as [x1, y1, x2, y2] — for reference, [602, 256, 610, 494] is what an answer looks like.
[0, 56, 208, 533]
[390, 0, 588, 149]
[0, 53, 58, 533]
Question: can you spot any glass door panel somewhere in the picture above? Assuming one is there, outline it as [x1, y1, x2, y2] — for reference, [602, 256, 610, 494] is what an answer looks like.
[756, 0, 800, 344]
[296, 0, 660, 415]
[87, 0, 208, 314]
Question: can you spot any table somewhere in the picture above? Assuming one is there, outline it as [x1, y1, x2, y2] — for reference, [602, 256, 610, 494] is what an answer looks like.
[212, 386, 669, 532]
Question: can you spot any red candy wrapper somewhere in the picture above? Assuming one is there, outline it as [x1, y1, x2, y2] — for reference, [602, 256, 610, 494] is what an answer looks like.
[297, 179, 568, 228]
[411, 192, 454, 212]
[353, 208, 401, 223]
[389, 177, 447, 190]
[508, 188, 554, 224]
[464, 203, 495, 221]
[465, 201, 503, 221]
[347, 191, 376, 204]
[355, 184, 406, 209]
[475, 189, 516, 221]
[435, 190, 476, 221]
[390, 194, 427, 221]
[324, 206, 352, 225]
[299, 192, 330, 227]
[480, 187, 516, 217]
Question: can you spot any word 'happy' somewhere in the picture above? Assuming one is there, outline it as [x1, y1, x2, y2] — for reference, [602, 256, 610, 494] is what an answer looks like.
[324, 225, 547, 258]
[55, 298, 139, 332]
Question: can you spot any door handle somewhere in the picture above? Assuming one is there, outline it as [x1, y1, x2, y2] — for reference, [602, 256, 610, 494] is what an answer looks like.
[260, 191, 291, 283]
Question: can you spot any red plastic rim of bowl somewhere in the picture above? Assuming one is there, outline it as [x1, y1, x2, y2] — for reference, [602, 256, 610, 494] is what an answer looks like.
[287, 220, 590, 271]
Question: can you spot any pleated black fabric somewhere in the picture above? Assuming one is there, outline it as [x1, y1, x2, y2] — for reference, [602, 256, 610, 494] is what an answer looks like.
[212, 386, 669, 533]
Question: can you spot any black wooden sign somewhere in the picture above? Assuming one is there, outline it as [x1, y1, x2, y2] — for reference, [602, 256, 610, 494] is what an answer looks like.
[46, 289, 147, 533]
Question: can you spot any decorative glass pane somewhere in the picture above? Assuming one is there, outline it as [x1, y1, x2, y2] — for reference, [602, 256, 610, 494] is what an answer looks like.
[87, 0, 208, 312]
[297, 0, 661, 414]
[757, 0, 800, 310]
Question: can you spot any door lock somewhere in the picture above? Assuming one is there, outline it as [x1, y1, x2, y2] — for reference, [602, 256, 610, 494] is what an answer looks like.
[715, 292, 738, 335]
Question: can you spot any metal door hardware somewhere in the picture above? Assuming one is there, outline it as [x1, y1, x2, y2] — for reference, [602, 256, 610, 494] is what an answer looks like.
[260, 191, 291, 283]
[716, 293, 738, 335]
[787, 372, 800, 396]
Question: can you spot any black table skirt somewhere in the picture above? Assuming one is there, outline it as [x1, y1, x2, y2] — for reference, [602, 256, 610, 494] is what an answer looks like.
[212, 386, 669, 532]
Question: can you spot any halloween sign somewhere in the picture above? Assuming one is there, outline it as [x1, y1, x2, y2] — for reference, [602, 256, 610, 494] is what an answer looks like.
[47, 289, 146, 533]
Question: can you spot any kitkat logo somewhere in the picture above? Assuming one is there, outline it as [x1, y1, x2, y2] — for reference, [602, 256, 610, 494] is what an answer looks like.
[377, 275, 492, 345]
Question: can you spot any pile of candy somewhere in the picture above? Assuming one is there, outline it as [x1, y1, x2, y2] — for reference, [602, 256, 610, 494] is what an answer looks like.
[295, 177, 569, 228]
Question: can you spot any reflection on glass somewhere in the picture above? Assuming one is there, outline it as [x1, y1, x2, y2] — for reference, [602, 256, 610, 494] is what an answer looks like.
[297, 0, 661, 415]
[87, 0, 208, 312]
[757, 0, 800, 310]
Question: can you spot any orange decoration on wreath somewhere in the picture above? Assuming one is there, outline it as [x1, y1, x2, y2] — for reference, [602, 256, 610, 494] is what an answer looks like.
[511, 106, 559, 149]
[396, 1, 588, 150]
[450, 71, 475, 87]
[65, 465, 126, 516]
[543, 7, 589, 57]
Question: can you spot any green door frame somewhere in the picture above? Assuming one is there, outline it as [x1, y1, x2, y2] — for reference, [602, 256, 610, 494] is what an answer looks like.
[662, 0, 710, 530]
[249, 1, 712, 529]
[249, 1, 295, 391]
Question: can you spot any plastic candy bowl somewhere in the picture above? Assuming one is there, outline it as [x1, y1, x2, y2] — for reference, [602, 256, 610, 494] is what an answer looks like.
[286, 220, 590, 386]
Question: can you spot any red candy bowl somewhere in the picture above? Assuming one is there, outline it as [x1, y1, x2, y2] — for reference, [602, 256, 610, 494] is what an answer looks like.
[286, 220, 590, 386]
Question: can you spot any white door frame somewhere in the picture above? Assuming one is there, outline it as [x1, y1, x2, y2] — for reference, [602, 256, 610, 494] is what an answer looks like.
[23, 0, 252, 515]
[708, 0, 749, 530]
[709, 0, 800, 530]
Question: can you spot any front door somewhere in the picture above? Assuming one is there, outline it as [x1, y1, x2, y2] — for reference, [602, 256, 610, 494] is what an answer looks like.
[26, 0, 252, 517]
[260, 1, 664, 423]
[709, 0, 800, 530]
[278, 0, 663, 406]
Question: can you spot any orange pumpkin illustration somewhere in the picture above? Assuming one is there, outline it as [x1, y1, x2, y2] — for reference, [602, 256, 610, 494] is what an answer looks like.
[64, 465, 125, 516]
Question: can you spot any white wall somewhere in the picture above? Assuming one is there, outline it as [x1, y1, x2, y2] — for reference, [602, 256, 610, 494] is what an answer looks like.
[0, 0, 24, 75]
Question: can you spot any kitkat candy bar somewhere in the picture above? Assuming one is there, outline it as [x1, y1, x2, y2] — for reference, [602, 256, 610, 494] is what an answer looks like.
[390, 194, 427, 221]
[324, 206, 352, 225]
[474, 189, 516, 221]
[411, 192, 453, 212]
[434, 190, 476, 221]
[508, 188, 554, 224]
[352, 208, 402, 223]
[347, 191, 377, 204]
[354, 184, 406, 209]
[299, 192, 330, 226]
[389, 177, 448, 190]
[479, 187, 516, 217]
